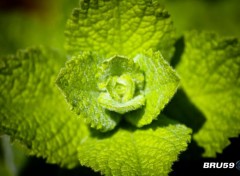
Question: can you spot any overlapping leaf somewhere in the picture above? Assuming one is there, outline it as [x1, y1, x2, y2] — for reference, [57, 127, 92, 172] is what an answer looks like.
[0, 47, 192, 176]
[126, 50, 180, 127]
[56, 52, 121, 132]
[0, 47, 89, 168]
[65, 0, 175, 61]
[56, 51, 180, 131]
[78, 116, 191, 176]
[177, 31, 240, 157]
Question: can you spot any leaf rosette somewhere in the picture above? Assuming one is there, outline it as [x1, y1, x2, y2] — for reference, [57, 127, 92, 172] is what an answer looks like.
[57, 50, 180, 132]
[97, 55, 145, 114]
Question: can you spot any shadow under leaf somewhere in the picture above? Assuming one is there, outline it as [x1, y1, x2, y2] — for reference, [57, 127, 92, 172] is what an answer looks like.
[163, 89, 206, 159]
[170, 36, 185, 68]
[163, 89, 206, 133]
[88, 113, 182, 139]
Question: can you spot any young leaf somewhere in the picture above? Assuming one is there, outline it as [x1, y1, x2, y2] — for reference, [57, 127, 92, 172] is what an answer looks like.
[177, 31, 240, 157]
[56, 53, 121, 132]
[126, 50, 180, 127]
[0, 47, 89, 168]
[78, 116, 192, 176]
[65, 0, 175, 61]
[97, 55, 145, 114]
[56, 51, 179, 131]
[0, 47, 191, 175]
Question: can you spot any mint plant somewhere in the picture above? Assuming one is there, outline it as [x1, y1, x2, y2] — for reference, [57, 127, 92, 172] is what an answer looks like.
[0, 0, 240, 176]
[56, 50, 180, 131]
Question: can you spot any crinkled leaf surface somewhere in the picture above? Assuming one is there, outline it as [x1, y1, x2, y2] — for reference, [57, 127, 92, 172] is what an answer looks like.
[97, 55, 145, 114]
[78, 116, 192, 176]
[0, 47, 89, 168]
[65, 0, 175, 61]
[0, 47, 192, 175]
[177, 31, 240, 157]
[126, 50, 180, 127]
[56, 53, 121, 132]
[56, 51, 179, 131]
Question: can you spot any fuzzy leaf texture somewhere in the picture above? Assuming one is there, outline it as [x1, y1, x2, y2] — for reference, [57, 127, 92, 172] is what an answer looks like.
[177, 31, 240, 157]
[0, 47, 89, 168]
[126, 50, 180, 127]
[56, 51, 179, 131]
[65, 0, 175, 61]
[0, 48, 192, 176]
[56, 53, 121, 132]
[97, 55, 146, 114]
[78, 116, 192, 176]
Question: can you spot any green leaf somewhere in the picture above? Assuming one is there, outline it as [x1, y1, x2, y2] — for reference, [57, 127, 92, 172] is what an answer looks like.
[177, 31, 240, 157]
[56, 52, 121, 132]
[56, 51, 179, 131]
[0, 47, 191, 175]
[126, 50, 180, 127]
[98, 93, 145, 114]
[0, 47, 89, 168]
[65, 0, 175, 61]
[97, 55, 145, 114]
[78, 116, 192, 176]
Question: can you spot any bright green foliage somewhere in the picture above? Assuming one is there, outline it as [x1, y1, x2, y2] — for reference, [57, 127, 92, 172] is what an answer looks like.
[98, 93, 145, 114]
[0, 47, 192, 176]
[65, 0, 175, 61]
[126, 50, 180, 127]
[1, 0, 239, 175]
[56, 53, 121, 132]
[78, 116, 192, 176]
[56, 51, 179, 131]
[0, 47, 89, 168]
[98, 56, 145, 114]
[177, 31, 240, 157]
[97, 55, 145, 114]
